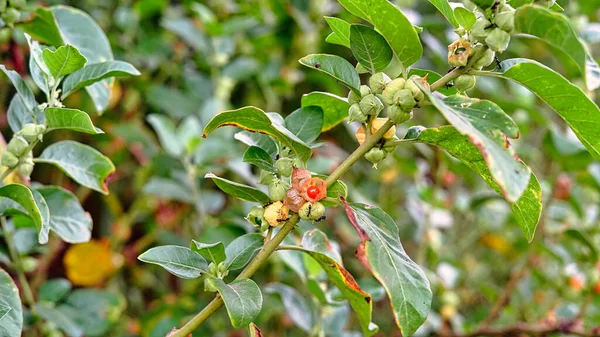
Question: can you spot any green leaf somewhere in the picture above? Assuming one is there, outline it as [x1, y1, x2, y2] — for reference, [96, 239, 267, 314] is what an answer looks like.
[18, 8, 64, 46]
[42, 45, 87, 79]
[143, 177, 195, 204]
[138, 245, 208, 279]
[265, 283, 315, 332]
[224, 233, 264, 270]
[428, 0, 458, 27]
[402, 126, 542, 242]
[62, 61, 140, 99]
[243, 146, 274, 172]
[289, 229, 378, 336]
[190, 241, 226, 264]
[420, 89, 530, 203]
[342, 201, 432, 337]
[203, 107, 312, 162]
[471, 0, 495, 8]
[337, 0, 422, 68]
[0, 184, 48, 244]
[147, 114, 183, 157]
[7, 95, 44, 134]
[210, 277, 263, 328]
[349, 25, 393, 74]
[37, 186, 93, 244]
[205, 173, 270, 205]
[301, 92, 349, 132]
[454, 7, 476, 29]
[299, 54, 361, 94]
[235, 131, 278, 157]
[36, 141, 116, 195]
[515, 5, 600, 90]
[284, 106, 324, 143]
[0, 65, 38, 113]
[0, 268, 22, 337]
[36, 304, 83, 337]
[482, 59, 600, 161]
[45, 108, 103, 134]
[25, 34, 50, 94]
[58, 289, 125, 337]
[324, 16, 351, 47]
[39, 278, 72, 303]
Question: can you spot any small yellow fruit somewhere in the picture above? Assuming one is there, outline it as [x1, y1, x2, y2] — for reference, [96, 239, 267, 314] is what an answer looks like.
[371, 118, 396, 139]
[263, 201, 290, 227]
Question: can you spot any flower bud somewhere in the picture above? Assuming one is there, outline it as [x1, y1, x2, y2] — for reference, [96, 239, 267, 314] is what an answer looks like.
[365, 147, 386, 166]
[369, 72, 391, 94]
[485, 28, 511, 53]
[471, 18, 493, 42]
[268, 180, 287, 201]
[404, 78, 425, 102]
[454, 27, 466, 37]
[276, 158, 293, 177]
[208, 262, 218, 276]
[473, 47, 496, 69]
[19, 123, 40, 142]
[1, 8, 19, 25]
[7, 135, 28, 156]
[393, 89, 416, 111]
[2, 152, 19, 168]
[348, 103, 368, 123]
[388, 105, 413, 124]
[359, 94, 384, 116]
[495, 7, 515, 32]
[448, 39, 474, 67]
[454, 75, 476, 92]
[204, 278, 218, 292]
[246, 206, 265, 227]
[18, 162, 34, 178]
[263, 201, 289, 227]
[382, 78, 406, 105]
[371, 118, 396, 139]
[217, 262, 228, 276]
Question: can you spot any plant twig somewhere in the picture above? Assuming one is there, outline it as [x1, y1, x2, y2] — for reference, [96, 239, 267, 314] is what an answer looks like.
[0, 216, 36, 308]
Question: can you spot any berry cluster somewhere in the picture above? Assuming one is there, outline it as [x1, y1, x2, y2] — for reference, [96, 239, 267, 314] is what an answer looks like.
[0, 0, 25, 28]
[1, 123, 45, 178]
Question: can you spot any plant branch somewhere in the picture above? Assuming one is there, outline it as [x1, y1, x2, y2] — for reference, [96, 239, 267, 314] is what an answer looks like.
[0, 216, 35, 308]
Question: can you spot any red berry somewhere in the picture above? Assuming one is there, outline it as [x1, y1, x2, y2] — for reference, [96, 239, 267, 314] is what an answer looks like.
[307, 186, 320, 200]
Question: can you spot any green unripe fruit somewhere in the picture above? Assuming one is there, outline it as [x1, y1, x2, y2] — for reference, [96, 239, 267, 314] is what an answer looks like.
[268, 180, 287, 201]
[276, 158, 293, 177]
[382, 78, 406, 105]
[2, 7, 19, 25]
[9, 0, 25, 9]
[393, 89, 416, 111]
[454, 27, 466, 37]
[258, 170, 276, 185]
[18, 162, 34, 178]
[369, 72, 391, 94]
[388, 105, 413, 124]
[298, 201, 326, 221]
[359, 85, 371, 97]
[454, 75, 476, 92]
[7, 135, 28, 156]
[21, 256, 38, 273]
[473, 48, 496, 69]
[485, 28, 511, 53]
[359, 94, 384, 116]
[246, 206, 265, 227]
[19, 123, 39, 142]
[1, 151, 18, 168]
[471, 18, 492, 42]
[348, 103, 368, 123]
[0, 28, 10, 45]
[348, 90, 361, 105]
[365, 147, 385, 165]
[495, 9, 515, 32]
[404, 78, 424, 102]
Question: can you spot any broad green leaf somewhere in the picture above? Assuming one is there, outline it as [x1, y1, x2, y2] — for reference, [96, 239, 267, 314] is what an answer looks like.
[428, 0, 458, 27]
[224, 233, 264, 270]
[342, 201, 431, 336]
[408, 68, 457, 96]
[42, 45, 87, 79]
[420, 89, 530, 203]
[138, 245, 208, 279]
[58, 289, 125, 337]
[203, 107, 312, 162]
[324, 16, 351, 47]
[37, 186, 93, 244]
[147, 114, 183, 157]
[205, 173, 270, 205]
[481, 59, 600, 161]
[248, 323, 262, 337]
[515, 5, 600, 90]
[36, 141, 116, 195]
[402, 126, 542, 241]
[36, 304, 83, 337]
[454, 7, 476, 29]
[190, 240, 226, 264]
[7, 95, 45, 134]
[39, 278, 72, 303]
[143, 177, 195, 204]
[349, 25, 393, 74]
[290, 229, 378, 336]
[234, 131, 278, 157]
[243, 146, 274, 172]
[45, 108, 103, 134]
[0, 65, 38, 113]
[30, 189, 51, 245]
[265, 283, 315, 332]
[62, 61, 140, 98]
[0, 268, 23, 337]
[299, 54, 361, 94]
[210, 277, 263, 328]
[0, 184, 48, 244]
[337, 0, 422, 68]
[471, 0, 495, 8]
[284, 106, 324, 143]
[19, 8, 64, 46]
[301, 92, 349, 132]
[25, 34, 50, 94]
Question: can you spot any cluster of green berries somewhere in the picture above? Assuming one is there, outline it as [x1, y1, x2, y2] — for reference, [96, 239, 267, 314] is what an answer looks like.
[204, 261, 229, 292]
[1, 123, 45, 178]
[0, 0, 25, 28]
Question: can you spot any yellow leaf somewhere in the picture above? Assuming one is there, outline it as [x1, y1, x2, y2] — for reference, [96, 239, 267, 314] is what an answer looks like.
[64, 239, 114, 286]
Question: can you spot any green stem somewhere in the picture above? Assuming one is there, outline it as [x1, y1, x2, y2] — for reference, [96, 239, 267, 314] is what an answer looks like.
[0, 216, 35, 308]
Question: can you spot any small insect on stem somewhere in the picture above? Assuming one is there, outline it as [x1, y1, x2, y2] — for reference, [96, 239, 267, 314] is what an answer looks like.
[306, 204, 312, 217]
[444, 82, 455, 89]
[276, 217, 291, 223]
[315, 216, 326, 222]
[495, 56, 502, 69]
[491, 0, 500, 11]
